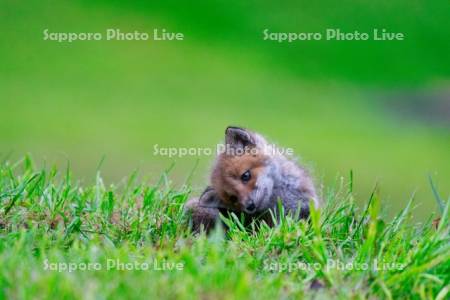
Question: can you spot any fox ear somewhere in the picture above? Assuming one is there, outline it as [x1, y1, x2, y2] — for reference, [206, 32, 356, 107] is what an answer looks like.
[225, 126, 256, 150]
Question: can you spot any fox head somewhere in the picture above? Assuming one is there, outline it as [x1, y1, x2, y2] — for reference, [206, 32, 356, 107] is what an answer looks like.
[210, 126, 277, 214]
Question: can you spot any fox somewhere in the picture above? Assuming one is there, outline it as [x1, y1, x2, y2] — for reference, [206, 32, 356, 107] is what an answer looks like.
[185, 126, 319, 232]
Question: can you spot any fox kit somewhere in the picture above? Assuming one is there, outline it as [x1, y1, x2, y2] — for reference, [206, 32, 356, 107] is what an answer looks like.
[185, 126, 319, 232]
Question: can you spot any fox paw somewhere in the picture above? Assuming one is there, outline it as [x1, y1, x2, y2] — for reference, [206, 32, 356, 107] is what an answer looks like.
[185, 187, 220, 233]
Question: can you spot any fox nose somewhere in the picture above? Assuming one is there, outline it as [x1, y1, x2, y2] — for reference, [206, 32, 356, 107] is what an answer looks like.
[245, 201, 256, 214]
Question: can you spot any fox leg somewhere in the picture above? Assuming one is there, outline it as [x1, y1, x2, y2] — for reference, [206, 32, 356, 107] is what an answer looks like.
[184, 187, 220, 233]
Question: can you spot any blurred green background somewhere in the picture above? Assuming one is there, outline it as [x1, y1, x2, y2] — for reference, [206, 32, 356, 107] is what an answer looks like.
[1, 0, 449, 219]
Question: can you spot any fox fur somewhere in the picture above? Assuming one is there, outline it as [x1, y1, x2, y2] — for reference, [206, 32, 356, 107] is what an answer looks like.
[185, 126, 319, 232]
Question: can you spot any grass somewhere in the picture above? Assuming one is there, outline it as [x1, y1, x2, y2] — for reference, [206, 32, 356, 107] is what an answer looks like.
[1, 157, 449, 299]
[1, 2, 447, 297]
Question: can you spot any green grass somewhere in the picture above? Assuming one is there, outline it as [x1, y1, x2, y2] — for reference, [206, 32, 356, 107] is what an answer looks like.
[1, 157, 449, 299]
[1, 2, 448, 296]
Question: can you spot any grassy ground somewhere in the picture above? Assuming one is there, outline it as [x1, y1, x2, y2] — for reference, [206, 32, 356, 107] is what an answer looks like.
[1, 157, 448, 299]
[1, 3, 449, 296]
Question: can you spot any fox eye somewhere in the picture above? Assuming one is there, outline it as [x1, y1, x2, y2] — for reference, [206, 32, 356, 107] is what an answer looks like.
[240, 170, 251, 183]
[229, 195, 238, 203]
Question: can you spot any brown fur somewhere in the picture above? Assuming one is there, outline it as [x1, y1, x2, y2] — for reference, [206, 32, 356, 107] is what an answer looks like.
[211, 153, 267, 211]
